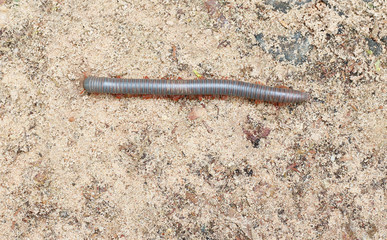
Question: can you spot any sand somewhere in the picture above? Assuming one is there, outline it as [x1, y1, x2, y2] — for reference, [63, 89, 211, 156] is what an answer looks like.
[0, 0, 385, 239]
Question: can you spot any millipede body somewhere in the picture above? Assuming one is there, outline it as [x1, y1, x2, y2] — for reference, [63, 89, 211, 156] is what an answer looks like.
[83, 76, 309, 103]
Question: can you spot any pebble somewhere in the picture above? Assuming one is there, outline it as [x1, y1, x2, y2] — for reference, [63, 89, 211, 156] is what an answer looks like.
[59, 211, 69, 218]
[203, 29, 212, 36]
[0, 6, 8, 28]
[188, 106, 207, 120]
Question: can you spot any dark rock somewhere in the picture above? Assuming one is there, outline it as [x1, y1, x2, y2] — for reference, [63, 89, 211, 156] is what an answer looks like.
[265, 0, 290, 13]
[265, 0, 312, 13]
[254, 33, 265, 46]
[380, 36, 387, 46]
[255, 32, 311, 65]
[366, 38, 382, 56]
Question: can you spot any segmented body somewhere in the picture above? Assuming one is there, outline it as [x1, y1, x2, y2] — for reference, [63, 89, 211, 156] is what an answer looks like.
[83, 76, 309, 103]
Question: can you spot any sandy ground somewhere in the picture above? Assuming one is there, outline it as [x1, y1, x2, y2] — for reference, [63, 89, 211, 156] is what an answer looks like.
[0, 0, 386, 239]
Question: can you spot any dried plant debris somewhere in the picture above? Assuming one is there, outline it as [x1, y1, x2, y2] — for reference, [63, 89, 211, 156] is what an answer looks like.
[255, 32, 312, 65]
[204, 0, 219, 16]
[204, 0, 228, 28]
[243, 116, 271, 148]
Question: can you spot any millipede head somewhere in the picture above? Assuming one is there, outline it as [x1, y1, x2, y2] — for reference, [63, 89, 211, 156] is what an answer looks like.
[82, 76, 90, 92]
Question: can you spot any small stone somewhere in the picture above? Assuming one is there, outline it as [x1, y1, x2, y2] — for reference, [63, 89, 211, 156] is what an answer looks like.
[185, 192, 198, 204]
[340, 154, 353, 162]
[203, 29, 212, 36]
[59, 211, 69, 218]
[188, 106, 206, 120]
[10, 89, 18, 102]
[0, 6, 9, 28]
[259, 127, 271, 138]
[34, 172, 48, 185]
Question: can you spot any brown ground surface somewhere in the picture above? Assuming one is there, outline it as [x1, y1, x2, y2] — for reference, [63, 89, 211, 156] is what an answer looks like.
[0, 0, 386, 239]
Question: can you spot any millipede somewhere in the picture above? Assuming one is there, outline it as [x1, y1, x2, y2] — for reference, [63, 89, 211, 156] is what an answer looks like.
[83, 76, 309, 103]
